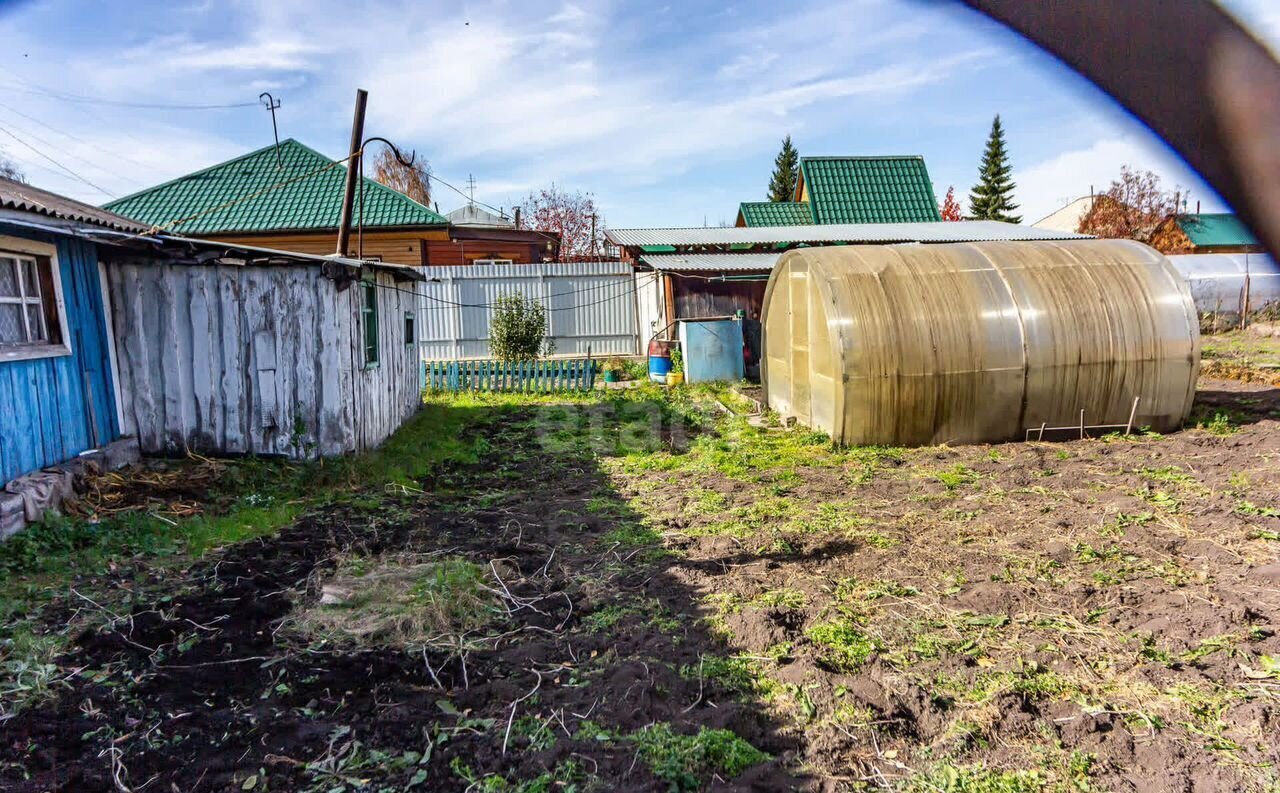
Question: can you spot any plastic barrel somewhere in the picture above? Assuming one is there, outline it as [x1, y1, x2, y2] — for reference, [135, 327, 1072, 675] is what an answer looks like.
[648, 338, 675, 383]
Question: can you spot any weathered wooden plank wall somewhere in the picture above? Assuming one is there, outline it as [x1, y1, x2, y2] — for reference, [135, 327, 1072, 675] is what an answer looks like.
[0, 226, 118, 486]
[106, 261, 419, 459]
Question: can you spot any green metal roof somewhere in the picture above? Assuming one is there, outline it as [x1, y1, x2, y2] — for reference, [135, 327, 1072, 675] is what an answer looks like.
[737, 201, 814, 227]
[799, 156, 942, 224]
[104, 139, 448, 235]
[1176, 213, 1258, 248]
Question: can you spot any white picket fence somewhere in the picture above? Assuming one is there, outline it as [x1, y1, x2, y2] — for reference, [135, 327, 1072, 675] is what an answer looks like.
[418, 261, 641, 361]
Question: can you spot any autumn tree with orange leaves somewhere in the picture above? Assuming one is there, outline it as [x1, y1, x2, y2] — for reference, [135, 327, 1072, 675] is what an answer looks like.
[370, 143, 431, 206]
[1077, 166, 1187, 251]
[940, 186, 963, 221]
[519, 184, 605, 261]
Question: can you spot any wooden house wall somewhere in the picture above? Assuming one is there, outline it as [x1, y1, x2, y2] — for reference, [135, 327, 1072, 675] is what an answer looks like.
[349, 270, 421, 452]
[0, 226, 119, 485]
[209, 230, 450, 267]
[672, 276, 768, 321]
[105, 261, 419, 459]
[422, 240, 547, 266]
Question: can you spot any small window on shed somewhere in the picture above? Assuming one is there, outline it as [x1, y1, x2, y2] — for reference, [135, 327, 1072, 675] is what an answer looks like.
[0, 249, 68, 361]
[361, 280, 379, 368]
[404, 311, 415, 347]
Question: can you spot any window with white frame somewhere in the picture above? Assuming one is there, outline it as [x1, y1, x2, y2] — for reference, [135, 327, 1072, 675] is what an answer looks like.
[0, 244, 68, 359]
[473, 258, 514, 266]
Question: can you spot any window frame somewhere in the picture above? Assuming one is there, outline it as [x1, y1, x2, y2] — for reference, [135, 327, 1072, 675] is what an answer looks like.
[360, 278, 379, 369]
[473, 258, 515, 266]
[0, 236, 71, 363]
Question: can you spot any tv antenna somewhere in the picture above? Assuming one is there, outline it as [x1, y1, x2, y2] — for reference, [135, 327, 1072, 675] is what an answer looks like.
[259, 92, 283, 169]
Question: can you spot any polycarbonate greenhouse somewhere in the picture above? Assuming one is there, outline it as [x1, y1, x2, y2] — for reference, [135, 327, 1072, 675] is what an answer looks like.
[762, 240, 1201, 446]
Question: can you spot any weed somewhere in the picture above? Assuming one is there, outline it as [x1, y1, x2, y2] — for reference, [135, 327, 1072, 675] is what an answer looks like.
[1198, 411, 1240, 436]
[905, 764, 1044, 793]
[833, 577, 919, 602]
[752, 588, 807, 610]
[292, 556, 498, 648]
[1237, 500, 1280, 518]
[933, 464, 981, 492]
[629, 723, 769, 791]
[806, 619, 877, 671]
[0, 625, 65, 719]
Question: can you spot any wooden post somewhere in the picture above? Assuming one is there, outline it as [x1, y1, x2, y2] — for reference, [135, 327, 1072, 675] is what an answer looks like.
[335, 88, 369, 257]
[663, 273, 677, 338]
[1125, 396, 1141, 435]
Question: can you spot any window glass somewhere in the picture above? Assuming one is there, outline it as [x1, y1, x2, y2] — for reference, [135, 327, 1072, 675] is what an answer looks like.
[362, 281, 379, 366]
[26, 304, 45, 342]
[21, 259, 38, 297]
[0, 258, 16, 297]
[0, 252, 61, 350]
[0, 304, 21, 343]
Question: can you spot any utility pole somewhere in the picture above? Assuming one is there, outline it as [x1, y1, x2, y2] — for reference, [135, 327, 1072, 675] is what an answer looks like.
[259, 93, 283, 169]
[590, 212, 597, 259]
[335, 88, 368, 258]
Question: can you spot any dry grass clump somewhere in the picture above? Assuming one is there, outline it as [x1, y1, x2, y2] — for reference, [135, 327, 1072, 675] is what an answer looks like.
[294, 554, 500, 647]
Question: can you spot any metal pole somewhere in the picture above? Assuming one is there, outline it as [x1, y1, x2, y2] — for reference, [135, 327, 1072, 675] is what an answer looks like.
[336, 88, 368, 257]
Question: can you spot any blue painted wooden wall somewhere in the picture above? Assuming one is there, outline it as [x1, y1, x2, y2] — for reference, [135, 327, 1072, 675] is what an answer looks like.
[0, 225, 119, 486]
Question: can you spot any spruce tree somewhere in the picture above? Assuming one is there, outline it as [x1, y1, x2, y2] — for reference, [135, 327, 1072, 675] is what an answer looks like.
[968, 115, 1021, 223]
[767, 136, 800, 202]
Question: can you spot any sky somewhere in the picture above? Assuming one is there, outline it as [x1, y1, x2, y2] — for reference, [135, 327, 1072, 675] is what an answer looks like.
[0, 0, 1277, 229]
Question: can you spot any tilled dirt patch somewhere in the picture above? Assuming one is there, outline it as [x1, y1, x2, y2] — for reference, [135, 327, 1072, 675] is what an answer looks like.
[614, 380, 1280, 791]
[0, 404, 799, 792]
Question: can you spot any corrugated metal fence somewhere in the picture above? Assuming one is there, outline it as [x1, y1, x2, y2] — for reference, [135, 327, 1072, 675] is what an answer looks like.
[419, 261, 639, 361]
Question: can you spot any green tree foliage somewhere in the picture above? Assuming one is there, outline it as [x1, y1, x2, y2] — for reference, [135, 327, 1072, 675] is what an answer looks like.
[767, 136, 799, 202]
[489, 293, 554, 362]
[968, 115, 1021, 223]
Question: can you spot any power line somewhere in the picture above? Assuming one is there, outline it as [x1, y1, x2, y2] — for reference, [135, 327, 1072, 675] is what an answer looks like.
[426, 172, 566, 248]
[0, 122, 115, 197]
[0, 100, 155, 175]
[0, 82, 259, 110]
[0, 102, 147, 186]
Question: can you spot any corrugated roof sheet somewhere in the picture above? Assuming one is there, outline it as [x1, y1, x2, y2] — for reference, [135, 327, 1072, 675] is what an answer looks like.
[0, 176, 148, 232]
[607, 221, 1091, 248]
[738, 201, 813, 227]
[799, 156, 942, 223]
[642, 253, 781, 272]
[1175, 213, 1259, 248]
[105, 139, 448, 235]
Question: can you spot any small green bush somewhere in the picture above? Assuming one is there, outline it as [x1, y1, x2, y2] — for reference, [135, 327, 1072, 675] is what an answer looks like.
[489, 293, 553, 362]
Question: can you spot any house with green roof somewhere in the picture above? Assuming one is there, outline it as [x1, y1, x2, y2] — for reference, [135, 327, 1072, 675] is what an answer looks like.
[106, 139, 558, 266]
[735, 201, 813, 227]
[735, 155, 942, 227]
[1151, 212, 1263, 254]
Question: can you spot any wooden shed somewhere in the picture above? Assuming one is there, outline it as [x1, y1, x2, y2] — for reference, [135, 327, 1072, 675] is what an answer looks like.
[102, 237, 423, 459]
[0, 178, 131, 489]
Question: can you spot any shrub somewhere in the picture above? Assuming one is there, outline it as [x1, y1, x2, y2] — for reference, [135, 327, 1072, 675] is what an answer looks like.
[489, 293, 553, 362]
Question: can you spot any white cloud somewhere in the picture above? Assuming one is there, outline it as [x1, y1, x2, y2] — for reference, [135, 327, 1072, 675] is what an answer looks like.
[1016, 136, 1219, 225]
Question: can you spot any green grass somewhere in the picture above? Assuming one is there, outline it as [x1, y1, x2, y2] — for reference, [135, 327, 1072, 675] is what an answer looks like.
[630, 723, 769, 791]
[905, 764, 1045, 793]
[933, 463, 981, 492]
[806, 618, 877, 671]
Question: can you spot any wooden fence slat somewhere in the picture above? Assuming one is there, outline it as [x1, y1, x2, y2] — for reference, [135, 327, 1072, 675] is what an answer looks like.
[421, 356, 600, 394]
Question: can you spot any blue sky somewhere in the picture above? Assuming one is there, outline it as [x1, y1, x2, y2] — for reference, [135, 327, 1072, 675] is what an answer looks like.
[0, 0, 1277, 228]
